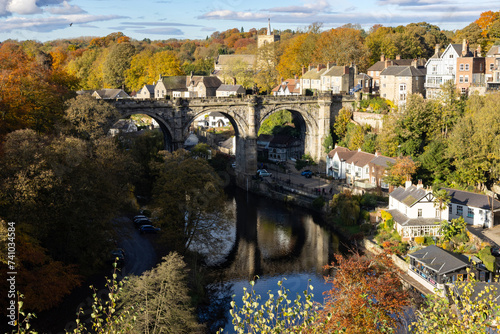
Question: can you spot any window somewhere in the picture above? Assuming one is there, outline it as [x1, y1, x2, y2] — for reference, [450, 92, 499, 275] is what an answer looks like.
[459, 75, 463, 83]
[491, 63, 495, 71]
[480, 63, 483, 71]
[459, 64, 464, 71]
[449, 204, 452, 216]
[465, 64, 470, 71]
[465, 75, 469, 83]
[365, 167, 368, 174]
[400, 83, 406, 91]
[461, 87, 467, 94]
[418, 209, 422, 217]
[467, 208, 474, 218]
[457, 205, 463, 216]
[449, 54, 454, 58]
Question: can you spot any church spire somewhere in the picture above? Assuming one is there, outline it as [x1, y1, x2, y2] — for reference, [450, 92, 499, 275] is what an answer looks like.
[267, 18, 271, 35]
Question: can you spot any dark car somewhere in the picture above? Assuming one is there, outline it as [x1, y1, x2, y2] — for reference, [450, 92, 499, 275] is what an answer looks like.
[109, 248, 125, 267]
[301, 170, 313, 178]
[139, 225, 161, 234]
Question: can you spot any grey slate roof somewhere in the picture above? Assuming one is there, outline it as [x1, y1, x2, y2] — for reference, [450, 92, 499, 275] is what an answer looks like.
[387, 209, 440, 227]
[302, 67, 327, 79]
[443, 188, 500, 211]
[144, 85, 155, 94]
[93, 89, 129, 99]
[380, 65, 426, 77]
[367, 59, 413, 72]
[369, 156, 396, 168]
[217, 84, 243, 92]
[408, 245, 470, 275]
[188, 76, 222, 88]
[390, 185, 428, 207]
[323, 66, 347, 77]
[157, 76, 187, 90]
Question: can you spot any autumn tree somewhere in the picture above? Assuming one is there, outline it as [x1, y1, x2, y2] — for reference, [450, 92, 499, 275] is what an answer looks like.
[117, 253, 202, 333]
[475, 10, 500, 37]
[333, 107, 352, 140]
[254, 43, 280, 93]
[384, 156, 419, 186]
[151, 150, 231, 254]
[220, 57, 254, 88]
[319, 252, 410, 333]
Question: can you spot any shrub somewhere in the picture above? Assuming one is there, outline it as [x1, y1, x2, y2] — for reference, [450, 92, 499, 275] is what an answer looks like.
[312, 196, 325, 210]
[385, 218, 394, 231]
[375, 229, 392, 245]
[360, 223, 372, 234]
[360, 193, 377, 208]
[380, 210, 392, 222]
[360, 209, 371, 223]
[414, 236, 425, 245]
[424, 236, 435, 245]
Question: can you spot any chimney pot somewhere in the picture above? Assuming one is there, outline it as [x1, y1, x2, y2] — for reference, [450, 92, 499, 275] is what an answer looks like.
[396, 54, 401, 60]
[381, 54, 385, 62]
[405, 180, 412, 189]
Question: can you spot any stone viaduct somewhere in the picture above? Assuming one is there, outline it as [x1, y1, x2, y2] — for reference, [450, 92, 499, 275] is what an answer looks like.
[113, 94, 358, 181]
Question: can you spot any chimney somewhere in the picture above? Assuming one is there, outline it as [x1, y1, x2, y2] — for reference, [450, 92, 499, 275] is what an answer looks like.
[462, 39, 468, 57]
[302, 66, 306, 76]
[405, 180, 412, 189]
[411, 59, 417, 68]
[233, 77, 237, 85]
[416, 179, 423, 189]
[280, 77, 284, 83]
[294, 74, 298, 80]
[317, 64, 321, 72]
[396, 54, 401, 60]
[375, 150, 379, 157]
[354, 64, 358, 76]
[380, 54, 385, 62]
[385, 60, 392, 69]
[344, 66, 349, 74]
[434, 44, 440, 56]
[477, 45, 482, 57]
[327, 62, 330, 70]
[309, 64, 313, 71]
[358, 147, 362, 152]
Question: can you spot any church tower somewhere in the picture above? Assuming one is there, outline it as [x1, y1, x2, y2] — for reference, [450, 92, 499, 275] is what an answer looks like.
[258, 18, 280, 48]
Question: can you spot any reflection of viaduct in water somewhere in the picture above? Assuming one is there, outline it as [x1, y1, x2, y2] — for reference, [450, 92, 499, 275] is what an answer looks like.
[216, 191, 340, 281]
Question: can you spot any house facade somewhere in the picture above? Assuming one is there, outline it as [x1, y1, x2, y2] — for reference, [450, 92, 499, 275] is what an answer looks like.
[354, 73, 372, 94]
[135, 84, 155, 99]
[186, 74, 222, 97]
[388, 181, 444, 241]
[272, 78, 301, 96]
[444, 187, 500, 228]
[154, 75, 187, 98]
[321, 65, 354, 94]
[196, 112, 230, 128]
[216, 84, 245, 97]
[367, 54, 414, 91]
[485, 45, 500, 91]
[300, 65, 327, 94]
[456, 40, 485, 94]
[379, 64, 426, 106]
[425, 43, 464, 99]
[267, 135, 302, 162]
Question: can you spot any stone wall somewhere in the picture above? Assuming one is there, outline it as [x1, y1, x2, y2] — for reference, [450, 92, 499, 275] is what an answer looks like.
[362, 238, 409, 272]
[353, 112, 384, 131]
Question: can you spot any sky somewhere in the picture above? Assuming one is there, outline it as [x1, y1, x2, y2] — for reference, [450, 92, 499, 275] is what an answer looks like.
[0, 0, 498, 42]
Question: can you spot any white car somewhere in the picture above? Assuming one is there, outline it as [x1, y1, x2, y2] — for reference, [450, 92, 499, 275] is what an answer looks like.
[257, 169, 272, 177]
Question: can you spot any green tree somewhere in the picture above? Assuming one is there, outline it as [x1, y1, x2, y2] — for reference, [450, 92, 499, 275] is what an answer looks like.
[433, 187, 451, 221]
[254, 43, 280, 93]
[333, 108, 352, 141]
[151, 150, 231, 254]
[103, 42, 136, 89]
[221, 57, 254, 88]
[440, 217, 467, 242]
[329, 191, 360, 226]
[118, 253, 202, 333]
[411, 277, 500, 333]
[63, 94, 120, 142]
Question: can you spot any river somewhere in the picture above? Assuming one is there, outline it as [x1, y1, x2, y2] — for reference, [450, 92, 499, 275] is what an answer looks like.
[197, 186, 347, 333]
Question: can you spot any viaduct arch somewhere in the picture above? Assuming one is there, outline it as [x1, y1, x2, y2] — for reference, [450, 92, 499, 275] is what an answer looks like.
[112, 94, 358, 181]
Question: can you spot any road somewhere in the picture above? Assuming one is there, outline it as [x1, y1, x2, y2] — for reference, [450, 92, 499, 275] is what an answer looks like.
[113, 216, 157, 276]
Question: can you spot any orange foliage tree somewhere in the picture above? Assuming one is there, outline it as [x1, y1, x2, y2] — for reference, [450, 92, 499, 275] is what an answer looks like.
[475, 10, 500, 37]
[319, 252, 410, 333]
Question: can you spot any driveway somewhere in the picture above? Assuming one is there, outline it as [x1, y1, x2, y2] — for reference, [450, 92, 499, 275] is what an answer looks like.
[113, 216, 157, 276]
[468, 225, 500, 247]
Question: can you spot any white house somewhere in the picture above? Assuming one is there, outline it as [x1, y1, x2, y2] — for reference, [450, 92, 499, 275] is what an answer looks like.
[444, 188, 500, 228]
[135, 84, 155, 99]
[195, 112, 230, 128]
[326, 146, 355, 179]
[388, 181, 444, 241]
[425, 43, 468, 99]
[271, 78, 300, 96]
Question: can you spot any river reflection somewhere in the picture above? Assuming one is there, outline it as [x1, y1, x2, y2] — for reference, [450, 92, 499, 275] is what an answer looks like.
[198, 187, 347, 333]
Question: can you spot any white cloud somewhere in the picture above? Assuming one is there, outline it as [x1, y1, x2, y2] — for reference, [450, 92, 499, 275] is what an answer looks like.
[200, 10, 269, 21]
[48, 0, 85, 14]
[134, 27, 183, 35]
[268, 0, 331, 13]
[7, 0, 42, 15]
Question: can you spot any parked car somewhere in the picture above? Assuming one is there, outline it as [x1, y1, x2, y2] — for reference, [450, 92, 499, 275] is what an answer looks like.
[231, 162, 236, 168]
[257, 169, 272, 177]
[134, 218, 151, 228]
[301, 170, 313, 178]
[133, 215, 147, 221]
[139, 225, 161, 234]
[109, 248, 125, 267]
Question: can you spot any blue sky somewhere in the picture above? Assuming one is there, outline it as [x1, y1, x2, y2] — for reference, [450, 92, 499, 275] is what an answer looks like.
[0, 0, 498, 42]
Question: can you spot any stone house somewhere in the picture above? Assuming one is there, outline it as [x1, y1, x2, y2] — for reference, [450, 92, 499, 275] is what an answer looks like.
[186, 74, 222, 97]
[154, 75, 187, 98]
[300, 65, 327, 94]
[271, 78, 301, 96]
[485, 45, 500, 91]
[268, 135, 302, 162]
[216, 84, 245, 97]
[456, 40, 485, 94]
[355, 73, 373, 94]
[379, 63, 426, 106]
[135, 84, 155, 99]
[425, 43, 464, 99]
[367, 54, 414, 91]
[321, 65, 354, 94]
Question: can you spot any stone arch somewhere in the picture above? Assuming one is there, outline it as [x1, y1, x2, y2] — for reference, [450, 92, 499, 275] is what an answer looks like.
[118, 111, 175, 150]
[182, 107, 249, 140]
[258, 105, 319, 160]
